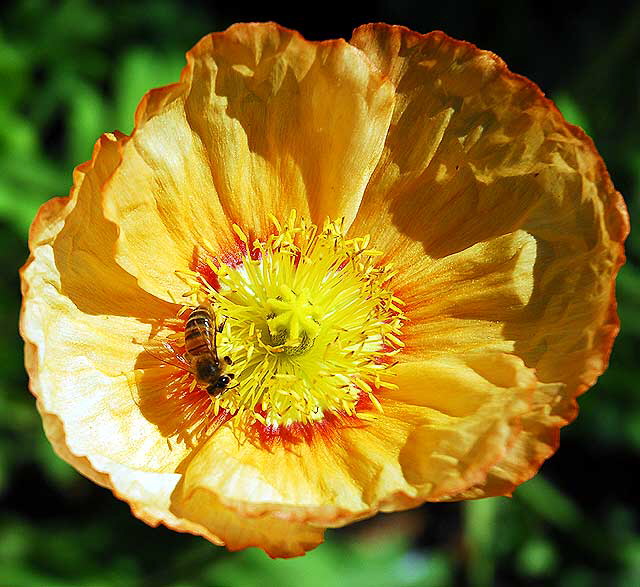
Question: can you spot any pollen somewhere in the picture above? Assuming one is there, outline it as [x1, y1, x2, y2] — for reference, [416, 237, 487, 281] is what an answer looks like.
[185, 211, 405, 430]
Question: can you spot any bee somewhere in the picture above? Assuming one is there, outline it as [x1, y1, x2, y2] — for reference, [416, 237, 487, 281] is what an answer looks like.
[144, 305, 235, 396]
[184, 305, 235, 395]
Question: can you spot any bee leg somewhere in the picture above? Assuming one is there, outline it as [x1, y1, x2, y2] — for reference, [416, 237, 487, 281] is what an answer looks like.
[217, 317, 227, 333]
[224, 355, 233, 365]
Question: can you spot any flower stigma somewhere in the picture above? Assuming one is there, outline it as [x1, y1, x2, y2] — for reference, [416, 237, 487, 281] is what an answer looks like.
[178, 211, 405, 432]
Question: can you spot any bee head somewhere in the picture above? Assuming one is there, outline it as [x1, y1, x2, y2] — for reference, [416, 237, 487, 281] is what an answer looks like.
[206, 373, 234, 395]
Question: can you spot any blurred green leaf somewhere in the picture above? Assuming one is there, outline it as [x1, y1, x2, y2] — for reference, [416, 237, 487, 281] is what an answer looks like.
[553, 93, 592, 135]
[204, 535, 451, 587]
[68, 81, 109, 164]
[115, 49, 185, 133]
[0, 33, 28, 107]
[464, 498, 498, 586]
[560, 566, 598, 587]
[515, 476, 582, 531]
[517, 537, 557, 577]
[618, 265, 640, 337]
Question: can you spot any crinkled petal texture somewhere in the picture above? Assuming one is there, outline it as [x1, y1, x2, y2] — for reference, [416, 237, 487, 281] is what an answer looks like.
[20, 23, 628, 558]
[349, 24, 628, 497]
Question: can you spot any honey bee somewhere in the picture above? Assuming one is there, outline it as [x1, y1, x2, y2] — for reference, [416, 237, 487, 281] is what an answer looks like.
[144, 305, 235, 396]
[184, 305, 235, 395]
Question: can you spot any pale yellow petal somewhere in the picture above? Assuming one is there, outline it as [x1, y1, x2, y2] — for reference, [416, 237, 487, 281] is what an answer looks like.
[28, 330, 322, 557]
[36, 408, 208, 539]
[22, 237, 189, 474]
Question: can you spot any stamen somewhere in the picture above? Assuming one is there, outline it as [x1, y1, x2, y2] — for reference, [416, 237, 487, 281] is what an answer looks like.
[178, 213, 405, 431]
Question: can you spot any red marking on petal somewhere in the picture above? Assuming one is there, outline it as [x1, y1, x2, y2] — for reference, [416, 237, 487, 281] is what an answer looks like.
[194, 257, 220, 291]
[242, 392, 375, 451]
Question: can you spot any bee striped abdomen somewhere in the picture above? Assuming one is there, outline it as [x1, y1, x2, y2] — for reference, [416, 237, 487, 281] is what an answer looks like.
[184, 305, 214, 357]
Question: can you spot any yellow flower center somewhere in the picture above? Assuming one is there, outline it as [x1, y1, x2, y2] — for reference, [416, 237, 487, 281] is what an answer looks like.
[188, 212, 404, 430]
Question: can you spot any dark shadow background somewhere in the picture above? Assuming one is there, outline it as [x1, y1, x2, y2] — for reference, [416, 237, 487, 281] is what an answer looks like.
[1, 1, 638, 585]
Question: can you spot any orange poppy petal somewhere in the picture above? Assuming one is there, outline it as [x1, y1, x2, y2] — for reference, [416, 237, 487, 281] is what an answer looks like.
[383, 353, 537, 501]
[397, 229, 536, 359]
[446, 382, 570, 499]
[102, 22, 394, 300]
[349, 24, 626, 259]
[179, 351, 533, 525]
[170, 485, 324, 558]
[349, 23, 628, 495]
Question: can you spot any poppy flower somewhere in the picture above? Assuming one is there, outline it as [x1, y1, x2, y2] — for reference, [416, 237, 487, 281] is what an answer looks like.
[20, 22, 629, 558]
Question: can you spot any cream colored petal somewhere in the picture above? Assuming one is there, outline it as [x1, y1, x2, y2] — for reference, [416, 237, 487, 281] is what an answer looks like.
[21, 133, 201, 541]
[103, 22, 394, 300]
[37, 408, 207, 538]
[22, 243, 189, 473]
[29, 332, 230, 549]
[29, 333, 322, 558]
[21, 133, 192, 475]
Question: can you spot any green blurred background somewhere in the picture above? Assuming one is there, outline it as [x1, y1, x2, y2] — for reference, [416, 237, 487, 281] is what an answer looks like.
[1, 1, 638, 585]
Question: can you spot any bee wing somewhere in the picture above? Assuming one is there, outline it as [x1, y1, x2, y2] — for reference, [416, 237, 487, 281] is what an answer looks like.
[142, 338, 193, 373]
[189, 310, 218, 357]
